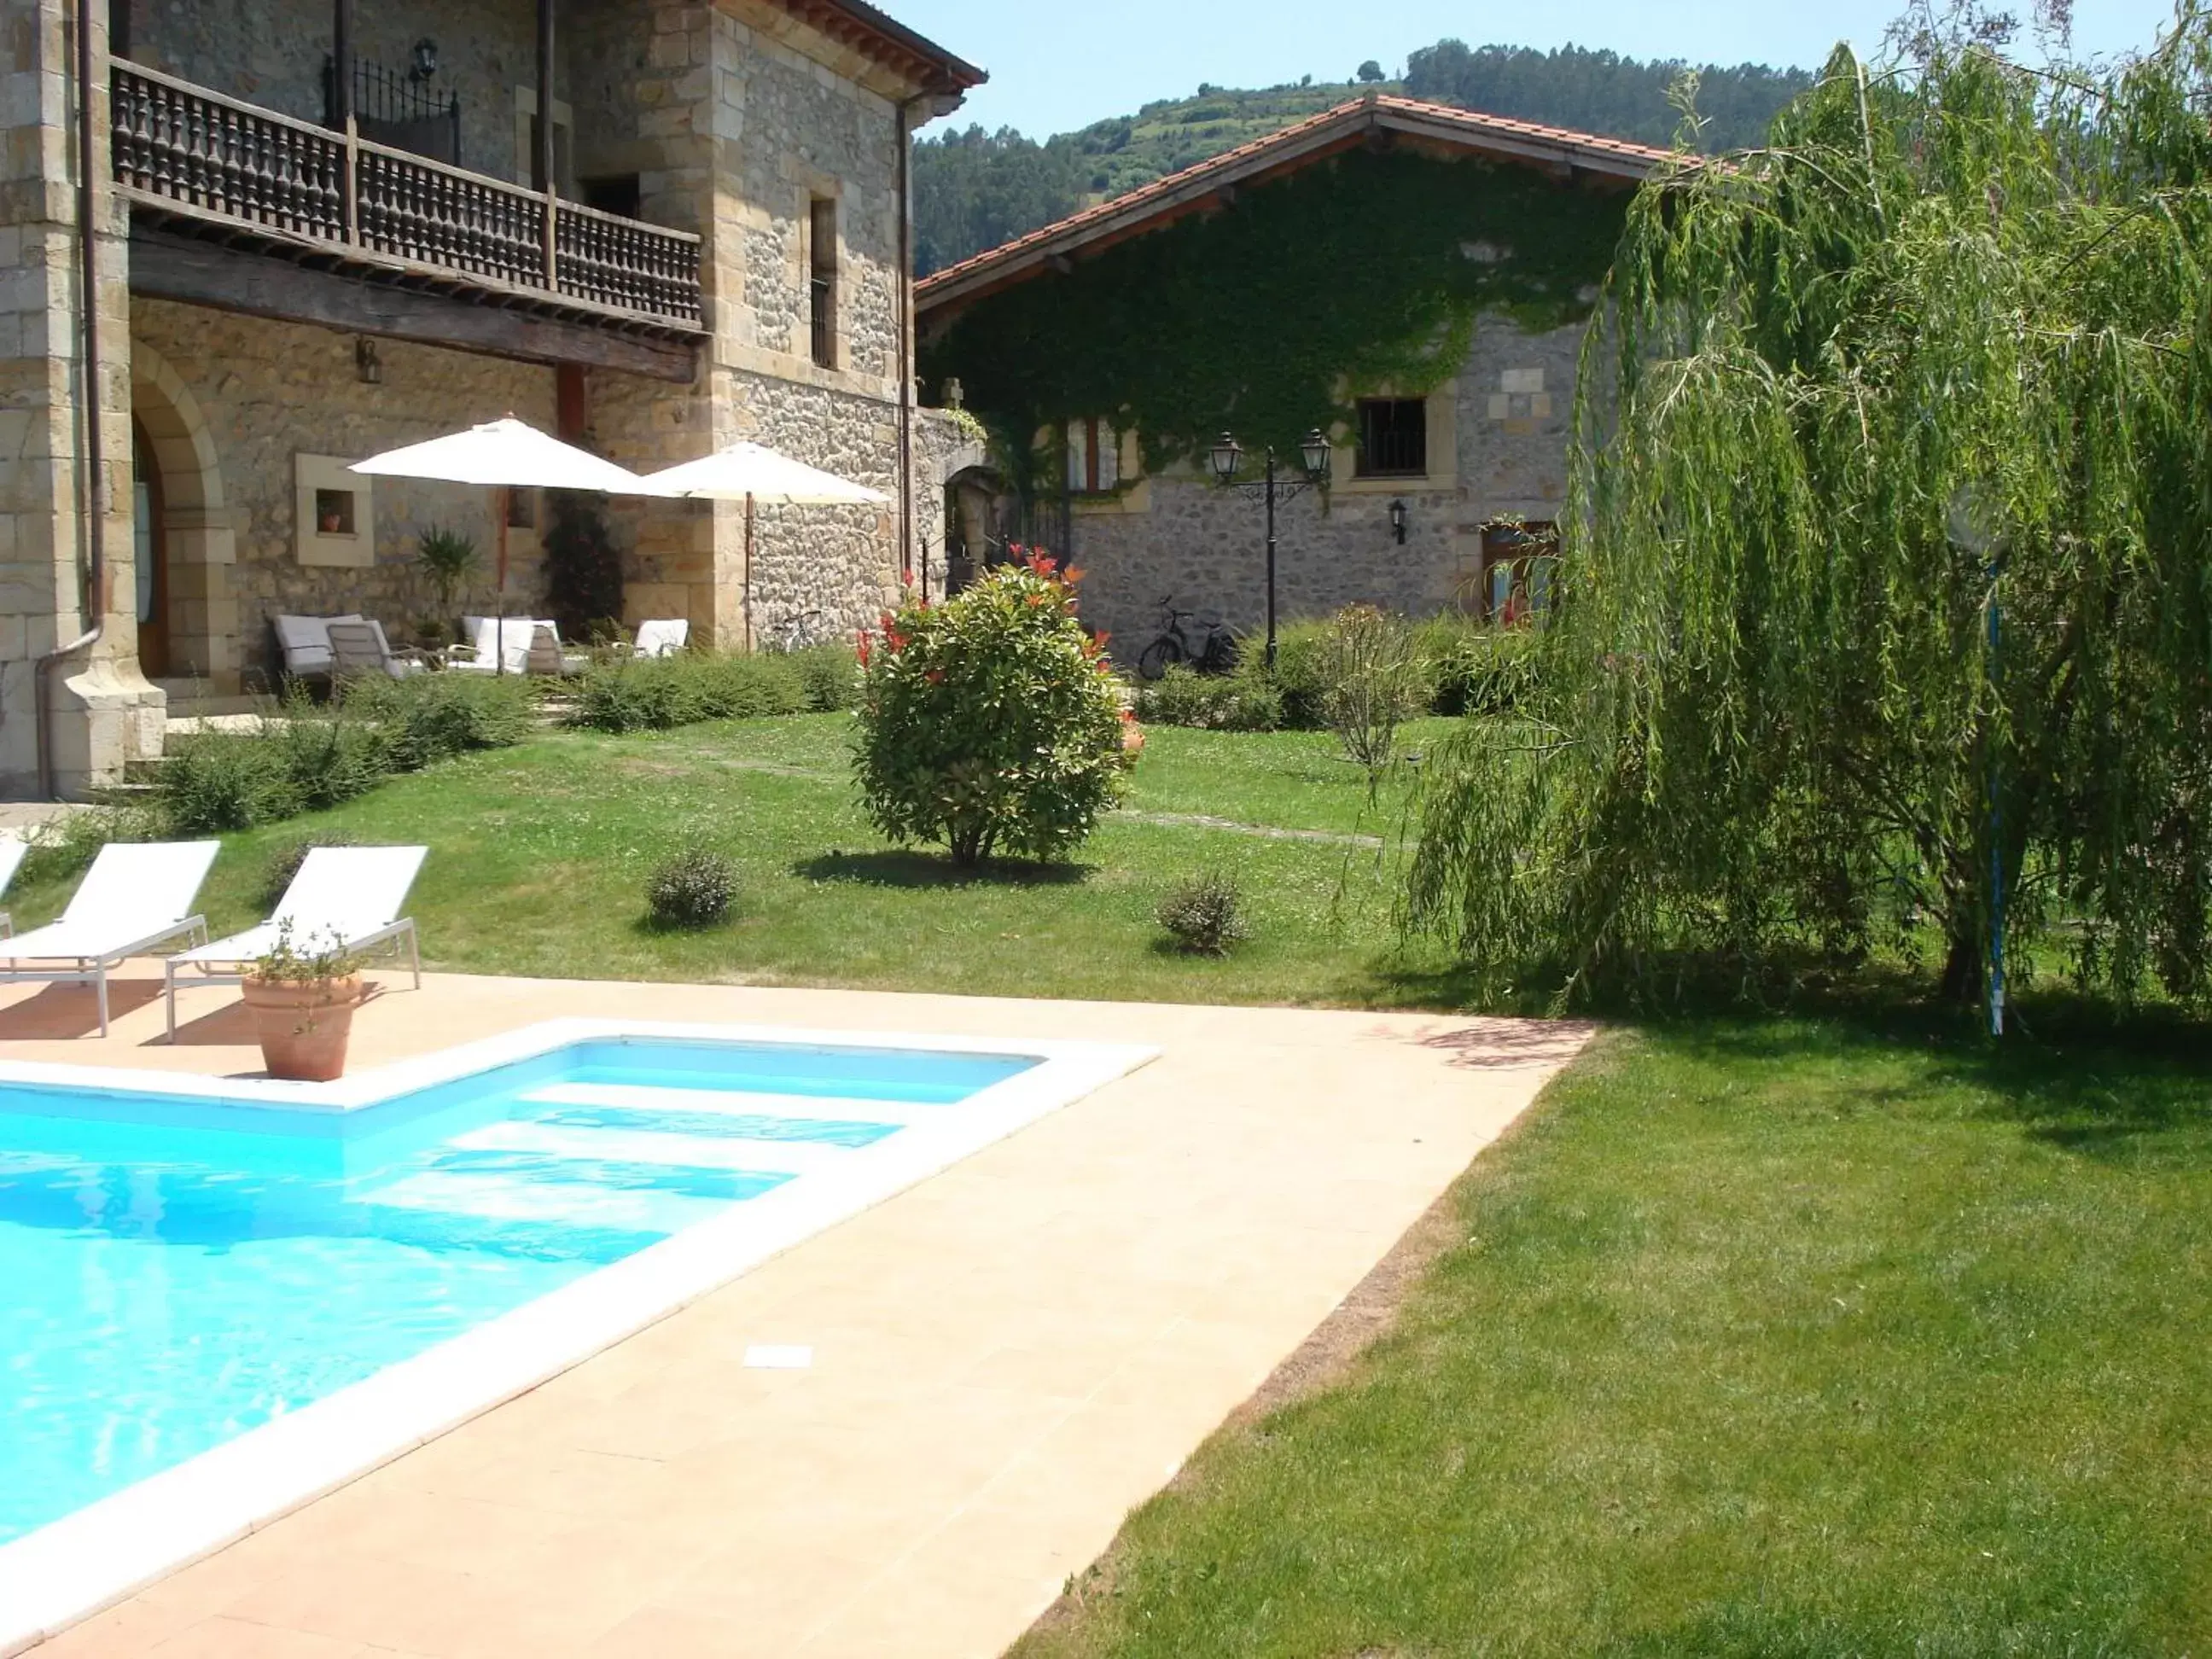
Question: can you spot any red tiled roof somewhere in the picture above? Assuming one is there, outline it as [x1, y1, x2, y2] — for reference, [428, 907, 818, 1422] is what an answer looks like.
[917, 94, 1676, 314]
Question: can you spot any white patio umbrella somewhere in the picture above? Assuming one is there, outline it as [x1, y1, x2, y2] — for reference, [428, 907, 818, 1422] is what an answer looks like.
[640, 442, 890, 649]
[351, 417, 652, 672]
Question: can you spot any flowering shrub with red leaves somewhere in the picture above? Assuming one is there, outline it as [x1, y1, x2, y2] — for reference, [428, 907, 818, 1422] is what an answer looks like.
[853, 550, 1129, 867]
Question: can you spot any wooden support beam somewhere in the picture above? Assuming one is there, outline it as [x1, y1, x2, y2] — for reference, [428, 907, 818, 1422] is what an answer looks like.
[130, 226, 700, 383]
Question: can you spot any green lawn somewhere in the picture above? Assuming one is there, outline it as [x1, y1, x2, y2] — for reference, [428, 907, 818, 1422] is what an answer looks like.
[13, 714, 1464, 1007]
[1015, 1010, 2212, 1657]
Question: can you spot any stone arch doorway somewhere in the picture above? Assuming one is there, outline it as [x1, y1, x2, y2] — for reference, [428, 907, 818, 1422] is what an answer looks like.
[943, 463, 1005, 597]
[129, 343, 239, 692]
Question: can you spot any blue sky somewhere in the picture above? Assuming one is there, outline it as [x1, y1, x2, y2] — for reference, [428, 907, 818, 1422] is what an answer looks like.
[894, 1, 2181, 139]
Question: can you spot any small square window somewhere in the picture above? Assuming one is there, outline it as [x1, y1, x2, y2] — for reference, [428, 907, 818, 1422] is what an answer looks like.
[313, 488, 357, 536]
[505, 489, 538, 531]
[1356, 398, 1428, 479]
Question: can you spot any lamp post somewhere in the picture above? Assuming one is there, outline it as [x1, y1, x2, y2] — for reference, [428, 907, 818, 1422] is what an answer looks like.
[1209, 428, 1330, 669]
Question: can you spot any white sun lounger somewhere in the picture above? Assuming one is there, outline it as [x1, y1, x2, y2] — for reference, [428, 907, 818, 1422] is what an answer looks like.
[164, 844, 428, 1040]
[0, 841, 218, 1034]
[0, 838, 28, 938]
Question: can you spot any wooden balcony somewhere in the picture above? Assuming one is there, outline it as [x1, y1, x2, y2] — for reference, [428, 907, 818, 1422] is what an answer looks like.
[110, 61, 705, 382]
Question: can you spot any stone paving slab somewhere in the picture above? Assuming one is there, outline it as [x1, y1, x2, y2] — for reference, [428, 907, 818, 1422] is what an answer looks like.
[0, 969, 1589, 1657]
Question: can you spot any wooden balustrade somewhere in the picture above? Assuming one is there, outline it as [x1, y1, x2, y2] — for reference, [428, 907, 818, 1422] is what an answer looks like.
[111, 61, 702, 333]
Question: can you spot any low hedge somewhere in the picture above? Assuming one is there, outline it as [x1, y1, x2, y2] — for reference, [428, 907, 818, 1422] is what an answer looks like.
[567, 643, 859, 733]
[1135, 614, 1537, 732]
[154, 674, 535, 835]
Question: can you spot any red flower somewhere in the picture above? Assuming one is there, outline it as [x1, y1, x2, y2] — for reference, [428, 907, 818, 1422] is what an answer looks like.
[855, 629, 873, 667]
[1062, 564, 1086, 585]
[924, 667, 946, 684]
[1023, 548, 1059, 577]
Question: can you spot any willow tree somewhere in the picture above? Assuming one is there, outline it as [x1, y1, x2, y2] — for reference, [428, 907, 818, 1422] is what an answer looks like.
[1406, 9, 2212, 1010]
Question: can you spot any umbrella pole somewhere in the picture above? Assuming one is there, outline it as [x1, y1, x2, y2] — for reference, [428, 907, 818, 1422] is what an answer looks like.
[494, 486, 509, 677]
[743, 491, 754, 654]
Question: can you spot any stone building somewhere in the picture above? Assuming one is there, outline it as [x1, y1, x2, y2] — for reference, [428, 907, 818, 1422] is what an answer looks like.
[914, 96, 1669, 661]
[1, 0, 981, 795]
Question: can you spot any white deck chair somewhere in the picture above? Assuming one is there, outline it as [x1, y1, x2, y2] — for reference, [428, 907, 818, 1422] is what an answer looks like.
[0, 837, 28, 938]
[0, 841, 218, 1034]
[632, 619, 689, 658]
[164, 844, 428, 1040]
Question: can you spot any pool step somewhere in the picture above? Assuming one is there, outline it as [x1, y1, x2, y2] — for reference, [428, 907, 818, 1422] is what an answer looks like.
[454, 1121, 855, 1178]
[370, 1172, 740, 1236]
[521, 1081, 931, 1127]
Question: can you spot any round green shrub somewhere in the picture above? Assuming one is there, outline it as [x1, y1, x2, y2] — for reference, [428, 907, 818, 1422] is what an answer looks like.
[1155, 870, 1251, 955]
[853, 555, 1129, 866]
[645, 845, 736, 928]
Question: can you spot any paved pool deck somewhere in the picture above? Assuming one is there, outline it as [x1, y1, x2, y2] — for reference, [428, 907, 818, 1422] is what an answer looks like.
[1, 968, 1588, 1658]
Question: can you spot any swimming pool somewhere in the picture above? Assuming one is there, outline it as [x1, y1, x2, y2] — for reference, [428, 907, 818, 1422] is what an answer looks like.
[0, 1020, 1152, 1650]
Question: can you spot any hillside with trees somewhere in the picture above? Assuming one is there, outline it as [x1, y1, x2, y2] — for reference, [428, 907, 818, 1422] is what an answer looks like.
[913, 43, 1813, 275]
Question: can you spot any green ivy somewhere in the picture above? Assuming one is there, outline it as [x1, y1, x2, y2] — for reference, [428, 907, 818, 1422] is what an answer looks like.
[920, 147, 1635, 492]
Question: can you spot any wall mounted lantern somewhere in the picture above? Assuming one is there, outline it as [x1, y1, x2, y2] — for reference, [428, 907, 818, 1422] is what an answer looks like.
[355, 337, 382, 385]
[1388, 498, 1407, 545]
[1211, 428, 1330, 668]
[410, 38, 439, 80]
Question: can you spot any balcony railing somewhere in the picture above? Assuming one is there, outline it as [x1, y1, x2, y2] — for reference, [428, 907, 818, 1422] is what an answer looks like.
[110, 61, 702, 333]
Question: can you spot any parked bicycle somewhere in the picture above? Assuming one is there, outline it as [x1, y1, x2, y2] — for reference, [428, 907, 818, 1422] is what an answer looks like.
[1136, 596, 1240, 679]
[771, 608, 826, 652]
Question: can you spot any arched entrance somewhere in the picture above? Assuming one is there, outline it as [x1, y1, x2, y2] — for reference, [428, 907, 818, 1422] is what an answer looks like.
[129, 343, 239, 692]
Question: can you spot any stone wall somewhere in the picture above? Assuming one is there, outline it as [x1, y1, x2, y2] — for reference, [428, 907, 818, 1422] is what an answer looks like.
[568, 0, 923, 649]
[1061, 313, 1585, 656]
[1, 0, 164, 797]
[131, 298, 562, 683]
[128, 0, 566, 186]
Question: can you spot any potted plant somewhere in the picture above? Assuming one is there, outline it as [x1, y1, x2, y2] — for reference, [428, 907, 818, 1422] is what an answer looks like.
[242, 919, 367, 1081]
[415, 524, 482, 624]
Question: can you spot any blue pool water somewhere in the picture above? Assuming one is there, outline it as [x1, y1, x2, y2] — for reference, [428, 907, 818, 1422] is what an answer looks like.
[0, 1039, 1033, 1546]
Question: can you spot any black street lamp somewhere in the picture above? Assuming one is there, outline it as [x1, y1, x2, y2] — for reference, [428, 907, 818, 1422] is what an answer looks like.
[1209, 428, 1330, 668]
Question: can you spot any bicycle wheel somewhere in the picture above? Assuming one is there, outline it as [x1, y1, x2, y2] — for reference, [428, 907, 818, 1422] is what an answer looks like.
[1136, 636, 1184, 680]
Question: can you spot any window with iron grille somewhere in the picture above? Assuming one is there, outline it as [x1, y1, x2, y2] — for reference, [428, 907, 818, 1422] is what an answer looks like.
[1356, 398, 1428, 478]
[809, 197, 838, 370]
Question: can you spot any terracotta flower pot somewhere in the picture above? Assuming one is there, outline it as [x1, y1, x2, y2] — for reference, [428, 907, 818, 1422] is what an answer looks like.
[242, 974, 364, 1082]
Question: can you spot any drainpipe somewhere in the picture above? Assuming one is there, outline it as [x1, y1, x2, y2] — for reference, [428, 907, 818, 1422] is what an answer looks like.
[36, 0, 109, 800]
[895, 92, 920, 588]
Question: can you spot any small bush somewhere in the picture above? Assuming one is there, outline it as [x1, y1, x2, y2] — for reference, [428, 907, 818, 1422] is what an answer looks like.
[783, 641, 862, 713]
[1266, 621, 1337, 729]
[17, 805, 159, 888]
[569, 651, 807, 732]
[1434, 626, 1538, 715]
[1155, 871, 1251, 955]
[274, 701, 393, 812]
[344, 672, 533, 767]
[156, 728, 295, 831]
[855, 553, 1127, 866]
[1136, 663, 1284, 731]
[646, 845, 736, 928]
[1324, 604, 1423, 779]
[258, 830, 364, 911]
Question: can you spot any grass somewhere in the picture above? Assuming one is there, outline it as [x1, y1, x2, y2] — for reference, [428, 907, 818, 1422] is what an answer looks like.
[9, 713, 1461, 1007]
[1014, 1007, 2212, 1657]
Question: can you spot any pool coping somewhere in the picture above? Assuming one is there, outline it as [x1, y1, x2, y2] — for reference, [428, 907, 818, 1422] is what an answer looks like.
[0, 1018, 1157, 1656]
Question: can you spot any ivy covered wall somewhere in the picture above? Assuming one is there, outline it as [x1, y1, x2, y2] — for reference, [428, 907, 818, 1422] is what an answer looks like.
[917, 146, 1636, 489]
